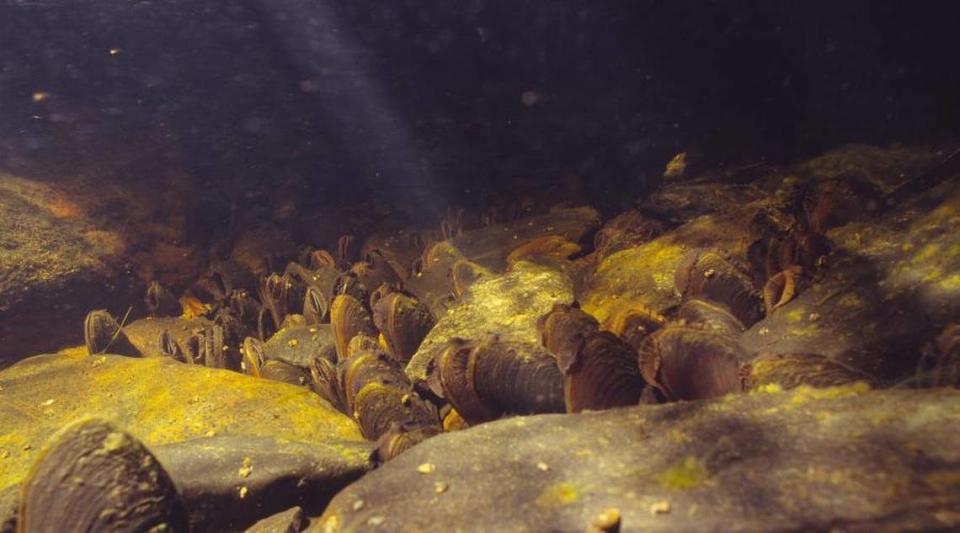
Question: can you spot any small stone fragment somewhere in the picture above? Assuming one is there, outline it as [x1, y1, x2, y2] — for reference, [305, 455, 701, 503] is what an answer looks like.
[536, 461, 550, 472]
[650, 500, 671, 516]
[239, 486, 248, 499]
[353, 500, 365, 511]
[238, 456, 253, 478]
[591, 507, 622, 532]
[434, 481, 449, 494]
[417, 462, 436, 474]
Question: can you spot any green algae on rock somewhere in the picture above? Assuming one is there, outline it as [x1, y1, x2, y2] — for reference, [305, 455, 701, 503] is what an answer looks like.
[318, 387, 960, 532]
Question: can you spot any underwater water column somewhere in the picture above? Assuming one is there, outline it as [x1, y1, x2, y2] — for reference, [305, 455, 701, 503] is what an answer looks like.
[250, 0, 445, 216]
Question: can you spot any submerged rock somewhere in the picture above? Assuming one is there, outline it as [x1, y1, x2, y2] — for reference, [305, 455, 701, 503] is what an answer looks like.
[405, 261, 575, 383]
[319, 387, 960, 532]
[0, 350, 368, 528]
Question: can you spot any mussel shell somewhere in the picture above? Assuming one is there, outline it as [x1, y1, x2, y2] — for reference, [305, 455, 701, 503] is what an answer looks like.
[676, 298, 746, 337]
[158, 329, 185, 362]
[674, 249, 763, 327]
[371, 422, 442, 464]
[84, 309, 138, 356]
[18, 418, 188, 532]
[303, 286, 329, 325]
[242, 336, 265, 377]
[145, 281, 181, 317]
[437, 338, 497, 424]
[538, 303, 599, 373]
[448, 259, 489, 300]
[372, 289, 435, 364]
[309, 249, 338, 270]
[339, 351, 410, 415]
[350, 250, 401, 297]
[471, 339, 566, 417]
[258, 273, 293, 333]
[352, 382, 439, 441]
[605, 305, 665, 352]
[564, 331, 645, 413]
[331, 271, 369, 303]
[330, 294, 376, 361]
[639, 325, 747, 401]
[310, 356, 347, 413]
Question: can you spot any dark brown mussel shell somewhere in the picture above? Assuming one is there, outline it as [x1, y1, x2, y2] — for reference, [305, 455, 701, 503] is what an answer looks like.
[331, 271, 369, 303]
[346, 333, 381, 358]
[197, 325, 229, 369]
[470, 338, 566, 417]
[303, 285, 329, 325]
[676, 298, 746, 337]
[371, 422, 442, 464]
[339, 350, 410, 415]
[145, 281, 181, 317]
[605, 305, 665, 352]
[371, 287, 435, 364]
[352, 381, 439, 441]
[228, 288, 262, 323]
[84, 309, 138, 356]
[564, 331, 645, 413]
[330, 294, 377, 361]
[18, 418, 188, 533]
[674, 249, 763, 327]
[350, 250, 402, 297]
[437, 338, 498, 424]
[258, 273, 293, 332]
[638, 325, 747, 401]
[537, 303, 599, 373]
[762, 266, 804, 315]
[310, 356, 347, 413]
[309, 248, 338, 270]
[158, 329, 186, 362]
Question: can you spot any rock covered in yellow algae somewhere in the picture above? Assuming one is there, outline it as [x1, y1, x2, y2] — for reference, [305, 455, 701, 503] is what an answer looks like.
[318, 386, 960, 532]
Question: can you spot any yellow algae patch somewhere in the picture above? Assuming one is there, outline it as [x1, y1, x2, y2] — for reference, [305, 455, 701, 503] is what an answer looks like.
[939, 274, 960, 292]
[756, 383, 784, 394]
[535, 482, 579, 507]
[912, 243, 941, 265]
[657, 456, 708, 490]
[788, 382, 871, 406]
[581, 239, 685, 325]
[0, 353, 363, 491]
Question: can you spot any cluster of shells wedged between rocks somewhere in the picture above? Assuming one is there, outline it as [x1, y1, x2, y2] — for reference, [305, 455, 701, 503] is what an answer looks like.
[15, 147, 959, 532]
[77, 179, 891, 464]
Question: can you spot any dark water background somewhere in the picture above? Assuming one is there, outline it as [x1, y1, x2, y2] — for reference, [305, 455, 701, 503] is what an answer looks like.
[1, 0, 959, 223]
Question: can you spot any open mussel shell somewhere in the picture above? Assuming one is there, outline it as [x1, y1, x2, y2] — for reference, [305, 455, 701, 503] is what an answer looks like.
[638, 325, 747, 401]
[538, 303, 599, 373]
[330, 294, 377, 361]
[437, 338, 498, 424]
[371, 287, 435, 364]
[762, 266, 804, 315]
[339, 350, 410, 415]
[677, 298, 746, 337]
[84, 309, 138, 357]
[242, 336, 265, 377]
[158, 329, 186, 362]
[18, 418, 188, 533]
[674, 249, 763, 327]
[145, 281, 181, 317]
[303, 286, 329, 325]
[258, 273, 294, 333]
[352, 381, 439, 441]
[371, 422, 442, 464]
[310, 356, 347, 413]
[309, 248, 338, 270]
[331, 271, 369, 304]
[606, 305, 666, 352]
[564, 331, 646, 413]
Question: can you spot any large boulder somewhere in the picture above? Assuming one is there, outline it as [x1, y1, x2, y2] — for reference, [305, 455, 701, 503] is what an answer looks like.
[318, 386, 960, 532]
[0, 351, 371, 530]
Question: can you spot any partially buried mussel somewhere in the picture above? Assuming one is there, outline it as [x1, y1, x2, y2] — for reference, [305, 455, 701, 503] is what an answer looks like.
[18, 418, 188, 533]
